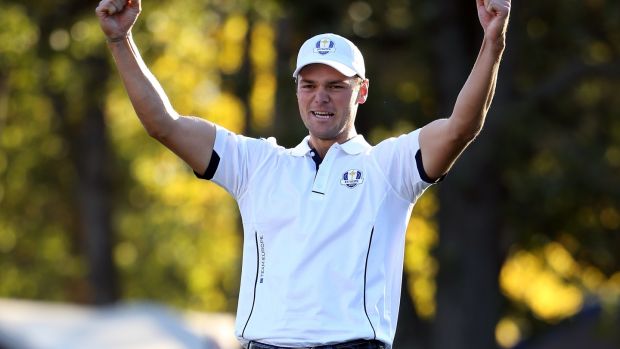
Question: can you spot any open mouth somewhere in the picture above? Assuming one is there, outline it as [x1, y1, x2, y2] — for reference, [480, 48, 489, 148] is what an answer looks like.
[311, 111, 334, 119]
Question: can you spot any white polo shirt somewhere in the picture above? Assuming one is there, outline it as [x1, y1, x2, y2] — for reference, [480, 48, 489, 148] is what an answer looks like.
[199, 125, 437, 348]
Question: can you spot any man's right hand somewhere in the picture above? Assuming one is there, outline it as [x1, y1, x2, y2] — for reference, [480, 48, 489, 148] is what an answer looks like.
[95, 0, 216, 176]
[96, 0, 141, 41]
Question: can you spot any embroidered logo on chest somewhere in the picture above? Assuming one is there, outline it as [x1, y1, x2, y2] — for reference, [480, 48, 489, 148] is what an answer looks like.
[340, 169, 364, 188]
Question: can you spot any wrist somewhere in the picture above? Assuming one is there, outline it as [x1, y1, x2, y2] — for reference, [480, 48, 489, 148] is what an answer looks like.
[483, 34, 506, 56]
[106, 32, 131, 44]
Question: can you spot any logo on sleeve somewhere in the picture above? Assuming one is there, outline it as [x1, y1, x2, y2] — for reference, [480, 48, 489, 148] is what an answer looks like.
[340, 169, 364, 188]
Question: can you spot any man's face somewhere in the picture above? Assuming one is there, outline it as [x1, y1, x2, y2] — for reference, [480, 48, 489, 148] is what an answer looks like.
[296, 64, 368, 145]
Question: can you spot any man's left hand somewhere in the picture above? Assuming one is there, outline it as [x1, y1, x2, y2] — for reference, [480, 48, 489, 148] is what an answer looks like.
[477, 0, 511, 43]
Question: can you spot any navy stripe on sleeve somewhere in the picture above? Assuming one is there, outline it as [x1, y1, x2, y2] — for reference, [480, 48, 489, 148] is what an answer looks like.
[415, 149, 446, 184]
[194, 150, 220, 180]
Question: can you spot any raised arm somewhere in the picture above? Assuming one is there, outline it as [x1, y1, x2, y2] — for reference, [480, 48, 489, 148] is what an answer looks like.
[418, 0, 511, 179]
[96, 0, 216, 175]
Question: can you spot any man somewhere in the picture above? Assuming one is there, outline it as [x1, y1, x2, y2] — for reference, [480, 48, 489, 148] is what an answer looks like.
[96, 0, 511, 348]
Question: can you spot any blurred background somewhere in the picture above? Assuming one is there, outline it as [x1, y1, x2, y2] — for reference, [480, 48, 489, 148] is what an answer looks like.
[0, 0, 619, 348]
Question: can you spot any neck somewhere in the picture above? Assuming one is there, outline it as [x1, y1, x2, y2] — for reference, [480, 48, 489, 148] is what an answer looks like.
[308, 132, 357, 158]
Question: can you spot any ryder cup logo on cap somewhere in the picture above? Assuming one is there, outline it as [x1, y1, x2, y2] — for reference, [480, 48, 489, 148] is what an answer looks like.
[315, 38, 336, 55]
[293, 33, 366, 79]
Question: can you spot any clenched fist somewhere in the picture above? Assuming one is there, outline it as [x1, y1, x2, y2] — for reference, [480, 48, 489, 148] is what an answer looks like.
[96, 0, 142, 42]
[477, 0, 511, 44]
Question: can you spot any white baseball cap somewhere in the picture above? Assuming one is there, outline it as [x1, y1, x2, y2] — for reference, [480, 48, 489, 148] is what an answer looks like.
[293, 33, 366, 79]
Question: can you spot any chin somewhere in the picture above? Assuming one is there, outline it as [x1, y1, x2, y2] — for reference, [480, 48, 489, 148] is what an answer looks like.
[315, 130, 344, 142]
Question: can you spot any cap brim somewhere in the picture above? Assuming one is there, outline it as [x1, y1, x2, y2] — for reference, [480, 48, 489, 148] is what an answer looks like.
[293, 59, 359, 79]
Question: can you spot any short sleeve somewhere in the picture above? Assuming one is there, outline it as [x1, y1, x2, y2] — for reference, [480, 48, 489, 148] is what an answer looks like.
[371, 129, 440, 202]
[197, 125, 279, 199]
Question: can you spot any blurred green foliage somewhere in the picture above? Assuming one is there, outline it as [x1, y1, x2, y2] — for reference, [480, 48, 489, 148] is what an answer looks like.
[0, 0, 619, 348]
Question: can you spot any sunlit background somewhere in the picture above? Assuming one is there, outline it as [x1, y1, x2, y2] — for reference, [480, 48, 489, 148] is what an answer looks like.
[1, 0, 619, 348]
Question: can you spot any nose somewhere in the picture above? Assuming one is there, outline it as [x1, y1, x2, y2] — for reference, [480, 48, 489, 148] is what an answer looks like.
[314, 87, 330, 104]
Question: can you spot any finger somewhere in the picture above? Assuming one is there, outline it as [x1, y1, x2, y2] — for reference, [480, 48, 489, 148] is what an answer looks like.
[96, 0, 124, 16]
[475, 0, 493, 14]
[95, 0, 110, 15]
[106, 3, 118, 15]
[485, 0, 494, 13]
[111, 0, 126, 11]
[488, 0, 510, 17]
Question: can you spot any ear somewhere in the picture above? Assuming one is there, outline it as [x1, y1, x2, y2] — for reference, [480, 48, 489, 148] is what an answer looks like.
[356, 79, 369, 104]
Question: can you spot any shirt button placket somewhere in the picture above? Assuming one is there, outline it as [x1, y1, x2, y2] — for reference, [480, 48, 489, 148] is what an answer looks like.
[311, 146, 337, 196]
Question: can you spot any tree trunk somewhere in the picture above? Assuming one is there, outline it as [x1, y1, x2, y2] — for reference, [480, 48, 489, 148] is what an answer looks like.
[394, 271, 430, 349]
[75, 56, 119, 305]
[32, 0, 120, 306]
[274, 16, 305, 147]
[430, 1, 506, 348]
